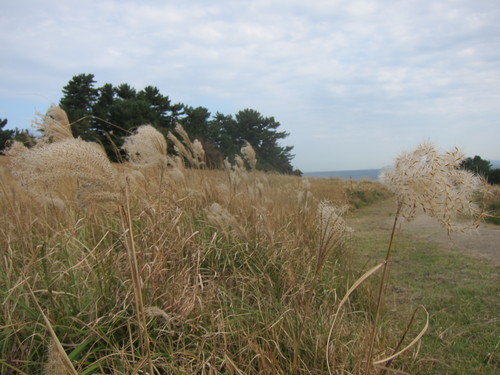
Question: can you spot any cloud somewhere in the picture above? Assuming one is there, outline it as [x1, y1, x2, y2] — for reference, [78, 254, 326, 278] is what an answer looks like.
[1, 0, 499, 170]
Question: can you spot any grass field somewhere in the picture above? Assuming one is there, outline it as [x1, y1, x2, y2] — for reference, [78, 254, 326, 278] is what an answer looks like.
[1, 148, 396, 374]
[348, 199, 500, 375]
[1, 121, 498, 374]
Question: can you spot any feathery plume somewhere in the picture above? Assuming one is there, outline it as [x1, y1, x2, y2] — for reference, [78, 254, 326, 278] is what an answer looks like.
[11, 138, 122, 205]
[206, 202, 248, 240]
[166, 167, 185, 183]
[122, 125, 168, 167]
[223, 157, 244, 193]
[241, 141, 257, 171]
[235, 155, 245, 169]
[298, 178, 313, 212]
[167, 131, 196, 167]
[166, 124, 205, 168]
[44, 339, 68, 375]
[4, 140, 28, 157]
[34, 105, 73, 142]
[174, 123, 194, 151]
[316, 201, 350, 275]
[192, 139, 205, 167]
[380, 142, 485, 232]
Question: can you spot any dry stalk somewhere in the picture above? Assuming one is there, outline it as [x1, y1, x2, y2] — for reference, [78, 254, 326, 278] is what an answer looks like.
[119, 188, 154, 375]
[26, 282, 78, 375]
[366, 143, 486, 373]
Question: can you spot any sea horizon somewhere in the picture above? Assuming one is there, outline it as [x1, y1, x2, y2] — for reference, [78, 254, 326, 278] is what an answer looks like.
[302, 168, 384, 181]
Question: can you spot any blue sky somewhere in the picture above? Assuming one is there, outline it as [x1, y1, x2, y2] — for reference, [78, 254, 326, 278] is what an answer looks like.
[1, 0, 499, 172]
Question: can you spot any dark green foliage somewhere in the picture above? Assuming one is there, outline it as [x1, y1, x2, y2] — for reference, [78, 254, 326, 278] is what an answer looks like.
[460, 155, 492, 177]
[460, 155, 500, 185]
[58, 74, 297, 173]
[212, 109, 295, 174]
[59, 75, 183, 160]
[348, 186, 386, 209]
[487, 168, 500, 185]
[485, 200, 500, 224]
[59, 73, 99, 139]
[0, 120, 38, 152]
[11, 128, 36, 147]
[0, 118, 14, 151]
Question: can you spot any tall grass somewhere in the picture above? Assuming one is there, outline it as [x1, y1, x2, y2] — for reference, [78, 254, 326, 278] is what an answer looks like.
[3, 107, 487, 374]
[365, 142, 487, 373]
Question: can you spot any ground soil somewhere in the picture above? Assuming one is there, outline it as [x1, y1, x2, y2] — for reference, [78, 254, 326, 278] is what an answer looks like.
[403, 213, 500, 265]
[348, 198, 500, 375]
[349, 198, 500, 265]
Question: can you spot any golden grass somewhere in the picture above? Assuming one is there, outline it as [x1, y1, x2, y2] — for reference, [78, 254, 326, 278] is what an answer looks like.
[5, 106, 447, 374]
[0, 145, 392, 374]
[5, 109, 488, 374]
[0, 155, 11, 168]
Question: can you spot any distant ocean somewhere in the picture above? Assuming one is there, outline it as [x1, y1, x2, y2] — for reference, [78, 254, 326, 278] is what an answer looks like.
[303, 168, 384, 181]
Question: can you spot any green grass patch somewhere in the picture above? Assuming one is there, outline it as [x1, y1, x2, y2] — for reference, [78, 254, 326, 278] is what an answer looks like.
[349, 199, 500, 374]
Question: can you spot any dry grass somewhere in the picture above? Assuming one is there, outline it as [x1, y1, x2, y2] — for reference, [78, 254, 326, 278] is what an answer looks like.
[0, 155, 11, 168]
[0, 111, 393, 374]
[13, 107, 486, 375]
[482, 184, 500, 224]
[367, 142, 488, 373]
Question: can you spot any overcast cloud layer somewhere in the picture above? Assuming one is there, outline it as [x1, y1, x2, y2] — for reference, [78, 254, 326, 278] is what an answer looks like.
[1, 0, 499, 171]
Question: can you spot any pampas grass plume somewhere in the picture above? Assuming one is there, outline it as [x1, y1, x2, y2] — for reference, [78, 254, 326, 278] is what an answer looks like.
[206, 202, 248, 240]
[122, 125, 168, 167]
[44, 339, 68, 375]
[241, 141, 257, 171]
[11, 138, 122, 205]
[34, 105, 73, 142]
[192, 139, 205, 167]
[380, 142, 485, 232]
[167, 130, 196, 167]
[316, 201, 350, 274]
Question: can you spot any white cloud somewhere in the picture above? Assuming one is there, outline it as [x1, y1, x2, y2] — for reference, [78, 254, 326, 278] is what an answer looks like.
[1, 0, 499, 170]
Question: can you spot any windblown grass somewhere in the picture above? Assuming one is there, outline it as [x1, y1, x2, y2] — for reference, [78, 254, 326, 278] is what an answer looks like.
[349, 199, 500, 375]
[0, 109, 393, 374]
[2, 107, 488, 374]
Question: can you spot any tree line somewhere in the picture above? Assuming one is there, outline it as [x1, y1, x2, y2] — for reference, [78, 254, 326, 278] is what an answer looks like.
[1, 74, 299, 174]
[460, 155, 500, 184]
[41, 73, 299, 174]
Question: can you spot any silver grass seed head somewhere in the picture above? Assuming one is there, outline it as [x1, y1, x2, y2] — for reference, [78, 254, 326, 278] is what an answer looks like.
[174, 123, 193, 149]
[235, 155, 245, 169]
[223, 158, 232, 172]
[168, 131, 196, 166]
[241, 141, 257, 170]
[44, 339, 67, 375]
[34, 105, 73, 142]
[301, 178, 311, 191]
[317, 201, 350, 249]
[192, 139, 205, 166]
[167, 167, 185, 182]
[12, 138, 122, 205]
[4, 140, 28, 157]
[206, 203, 247, 239]
[381, 142, 485, 232]
[122, 125, 168, 167]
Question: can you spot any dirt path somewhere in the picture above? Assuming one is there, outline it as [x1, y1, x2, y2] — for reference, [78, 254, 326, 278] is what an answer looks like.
[403, 213, 500, 264]
[349, 198, 500, 265]
[347, 199, 500, 375]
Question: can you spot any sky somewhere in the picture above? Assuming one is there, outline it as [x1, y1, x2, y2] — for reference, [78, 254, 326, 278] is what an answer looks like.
[1, 0, 499, 172]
